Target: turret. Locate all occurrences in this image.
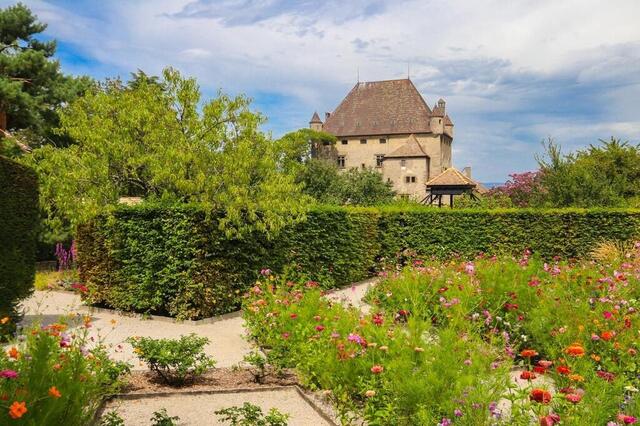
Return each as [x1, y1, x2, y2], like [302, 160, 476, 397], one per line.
[309, 111, 323, 132]
[430, 98, 446, 135]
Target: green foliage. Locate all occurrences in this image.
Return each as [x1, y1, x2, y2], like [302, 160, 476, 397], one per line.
[0, 156, 38, 333]
[215, 402, 289, 426]
[243, 351, 268, 383]
[335, 167, 396, 206]
[100, 411, 125, 426]
[537, 137, 640, 207]
[275, 128, 337, 174]
[0, 318, 130, 425]
[76, 204, 379, 319]
[295, 159, 343, 204]
[0, 3, 92, 152]
[127, 334, 215, 385]
[150, 408, 180, 426]
[77, 204, 640, 319]
[24, 67, 309, 239]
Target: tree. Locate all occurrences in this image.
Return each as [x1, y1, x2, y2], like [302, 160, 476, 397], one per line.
[24, 67, 310, 239]
[537, 137, 640, 207]
[0, 2, 92, 153]
[295, 159, 342, 204]
[274, 128, 337, 175]
[335, 167, 396, 206]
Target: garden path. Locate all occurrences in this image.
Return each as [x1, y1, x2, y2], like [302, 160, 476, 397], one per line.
[20, 291, 251, 370]
[325, 277, 378, 314]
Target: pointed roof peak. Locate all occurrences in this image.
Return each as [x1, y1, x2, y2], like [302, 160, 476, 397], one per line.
[309, 111, 322, 123]
[426, 167, 476, 187]
[386, 134, 429, 158]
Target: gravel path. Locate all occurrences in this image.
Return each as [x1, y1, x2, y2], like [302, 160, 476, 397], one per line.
[20, 291, 251, 369]
[325, 277, 378, 314]
[102, 388, 332, 425]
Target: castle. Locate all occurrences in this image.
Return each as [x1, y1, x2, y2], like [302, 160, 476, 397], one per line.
[309, 78, 457, 199]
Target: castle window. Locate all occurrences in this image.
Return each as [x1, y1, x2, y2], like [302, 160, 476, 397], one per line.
[360, 139, 367, 144]
[401, 159, 406, 167]
[337, 156, 345, 168]
[375, 155, 384, 167]
[405, 176, 416, 183]
[341, 139, 348, 145]
[361, 163, 366, 169]
[379, 138, 387, 144]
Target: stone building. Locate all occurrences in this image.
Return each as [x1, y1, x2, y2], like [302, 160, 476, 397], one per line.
[309, 78, 454, 199]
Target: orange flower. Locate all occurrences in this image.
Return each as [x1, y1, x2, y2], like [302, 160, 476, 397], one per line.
[48, 386, 61, 399]
[591, 354, 601, 362]
[520, 370, 537, 380]
[565, 343, 585, 357]
[52, 363, 62, 371]
[568, 374, 584, 382]
[1, 317, 9, 325]
[556, 365, 571, 375]
[601, 331, 615, 341]
[8, 401, 27, 419]
[520, 349, 539, 358]
[7, 347, 19, 359]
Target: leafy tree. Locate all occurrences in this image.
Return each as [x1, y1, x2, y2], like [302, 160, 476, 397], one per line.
[295, 158, 342, 204]
[537, 137, 640, 207]
[0, 2, 92, 153]
[336, 167, 396, 205]
[274, 128, 337, 175]
[24, 67, 310, 239]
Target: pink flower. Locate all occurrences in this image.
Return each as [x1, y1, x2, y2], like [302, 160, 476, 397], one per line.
[464, 262, 475, 275]
[315, 325, 325, 332]
[0, 370, 18, 379]
[603, 311, 613, 320]
[281, 332, 290, 339]
[618, 414, 638, 424]
[370, 364, 384, 374]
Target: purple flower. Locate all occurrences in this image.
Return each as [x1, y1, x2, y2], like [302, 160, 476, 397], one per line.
[260, 268, 271, 277]
[454, 408, 463, 417]
[60, 333, 71, 348]
[464, 262, 475, 275]
[347, 333, 364, 345]
[0, 369, 18, 379]
[439, 418, 452, 426]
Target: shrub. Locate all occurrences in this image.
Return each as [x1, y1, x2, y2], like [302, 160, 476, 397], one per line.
[77, 204, 640, 319]
[243, 351, 268, 384]
[0, 156, 39, 333]
[150, 408, 180, 426]
[215, 403, 289, 426]
[0, 316, 130, 424]
[127, 334, 215, 385]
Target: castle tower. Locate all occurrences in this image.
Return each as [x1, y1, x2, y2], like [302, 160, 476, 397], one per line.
[430, 98, 446, 135]
[309, 111, 323, 132]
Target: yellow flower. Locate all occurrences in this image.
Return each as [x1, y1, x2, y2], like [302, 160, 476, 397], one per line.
[591, 354, 601, 362]
[569, 374, 584, 382]
[578, 325, 584, 332]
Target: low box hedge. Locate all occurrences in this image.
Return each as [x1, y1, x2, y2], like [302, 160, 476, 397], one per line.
[0, 156, 39, 328]
[76, 205, 640, 319]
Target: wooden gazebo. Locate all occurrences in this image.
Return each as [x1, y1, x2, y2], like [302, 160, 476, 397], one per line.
[421, 167, 479, 207]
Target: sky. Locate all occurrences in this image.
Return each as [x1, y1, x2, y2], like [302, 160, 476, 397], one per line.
[6, 0, 640, 182]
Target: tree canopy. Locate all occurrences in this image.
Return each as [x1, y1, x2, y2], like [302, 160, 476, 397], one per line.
[0, 2, 92, 153]
[25, 68, 310, 239]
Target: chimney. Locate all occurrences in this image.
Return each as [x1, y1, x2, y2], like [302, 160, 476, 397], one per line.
[462, 166, 471, 179]
[325, 112, 331, 121]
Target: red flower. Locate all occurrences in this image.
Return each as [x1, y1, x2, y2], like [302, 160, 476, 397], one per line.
[289, 313, 298, 319]
[539, 414, 560, 426]
[618, 414, 638, 424]
[530, 389, 552, 404]
[533, 366, 547, 374]
[520, 370, 537, 380]
[520, 349, 538, 358]
[556, 366, 571, 375]
[601, 331, 615, 341]
[597, 370, 616, 382]
[315, 325, 325, 332]
[371, 365, 384, 374]
[372, 313, 384, 326]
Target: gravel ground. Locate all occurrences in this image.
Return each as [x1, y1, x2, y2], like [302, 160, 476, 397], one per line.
[19, 291, 251, 369]
[101, 388, 333, 425]
[325, 277, 377, 314]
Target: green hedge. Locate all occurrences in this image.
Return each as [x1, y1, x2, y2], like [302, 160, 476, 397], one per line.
[76, 205, 379, 319]
[77, 205, 640, 320]
[0, 156, 39, 328]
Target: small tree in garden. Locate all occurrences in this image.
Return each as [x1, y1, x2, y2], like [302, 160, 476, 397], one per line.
[127, 334, 215, 385]
[215, 403, 289, 426]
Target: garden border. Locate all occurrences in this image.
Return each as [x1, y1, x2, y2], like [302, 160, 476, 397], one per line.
[94, 385, 338, 425]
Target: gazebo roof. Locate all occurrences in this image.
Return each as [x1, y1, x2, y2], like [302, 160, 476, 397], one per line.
[425, 167, 476, 188]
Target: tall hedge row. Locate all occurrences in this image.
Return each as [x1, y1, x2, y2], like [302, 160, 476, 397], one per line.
[76, 205, 640, 320]
[0, 156, 39, 326]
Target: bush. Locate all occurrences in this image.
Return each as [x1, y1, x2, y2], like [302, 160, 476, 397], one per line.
[0, 156, 39, 333]
[77, 204, 640, 319]
[0, 316, 130, 424]
[215, 403, 289, 426]
[127, 334, 215, 385]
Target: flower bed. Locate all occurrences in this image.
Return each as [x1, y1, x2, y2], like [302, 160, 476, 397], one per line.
[243, 244, 640, 425]
[0, 316, 129, 424]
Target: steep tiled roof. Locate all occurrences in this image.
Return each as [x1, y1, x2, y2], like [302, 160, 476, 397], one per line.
[309, 111, 322, 123]
[322, 79, 432, 137]
[444, 115, 453, 126]
[426, 167, 476, 187]
[385, 134, 429, 158]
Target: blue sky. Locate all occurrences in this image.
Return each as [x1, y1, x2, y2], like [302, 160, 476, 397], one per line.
[7, 0, 640, 181]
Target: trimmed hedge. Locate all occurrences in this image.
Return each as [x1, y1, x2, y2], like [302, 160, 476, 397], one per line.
[0, 156, 39, 327]
[77, 205, 640, 319]
[76, 205, 379, 319]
